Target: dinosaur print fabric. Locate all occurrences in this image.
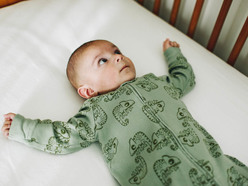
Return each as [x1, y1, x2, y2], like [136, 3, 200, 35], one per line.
[9, 48, 248, 185]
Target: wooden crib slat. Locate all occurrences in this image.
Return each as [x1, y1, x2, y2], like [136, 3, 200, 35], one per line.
[0, 0, 23, 8]
[169, 0, 181, 26]
[137, 0, 144, 5]
[207, 0, 233, 52]
[138, 0, 246, 68]
[153, 0, 161, 15]
[227, 17, 248, 66]
[187, 0, 205, 38]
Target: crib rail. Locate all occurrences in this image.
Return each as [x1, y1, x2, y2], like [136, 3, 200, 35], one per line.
[0, 0, 23, 8]
[137, 0, 247, 66]
[1, 0, 247, 66]
[206, 0, 232, 52]
[227, 17, 248, 66]
[187, 0, 204, 38]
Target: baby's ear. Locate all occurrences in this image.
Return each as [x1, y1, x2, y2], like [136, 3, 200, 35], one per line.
[77, 85, 98, 99]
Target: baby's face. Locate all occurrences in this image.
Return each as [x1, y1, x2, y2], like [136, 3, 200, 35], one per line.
[79, 40, 136, 95]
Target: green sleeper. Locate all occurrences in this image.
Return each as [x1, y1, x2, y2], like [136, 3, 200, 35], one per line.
[9, 47, 248, 185]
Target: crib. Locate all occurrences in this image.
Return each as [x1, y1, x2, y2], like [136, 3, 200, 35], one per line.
[0, 0, 247, 185]
[137, 0, 248, 67]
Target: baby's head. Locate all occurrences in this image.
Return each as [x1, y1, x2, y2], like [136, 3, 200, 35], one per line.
[67, 40, 136, 99]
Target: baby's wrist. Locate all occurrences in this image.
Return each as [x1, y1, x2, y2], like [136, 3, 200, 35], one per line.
[164, 46, 180, 56]
[163, 46, 172, 53]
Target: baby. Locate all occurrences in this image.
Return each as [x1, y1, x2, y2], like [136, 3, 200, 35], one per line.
[2, 39, 248, 186]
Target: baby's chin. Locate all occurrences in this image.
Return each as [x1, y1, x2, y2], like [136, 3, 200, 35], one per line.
[121, 75, 136, 85]
[123, 70, 136, 81]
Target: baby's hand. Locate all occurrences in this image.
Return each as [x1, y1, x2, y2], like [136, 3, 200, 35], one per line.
[1, 113, 16, 138]
[163, 38, 180, 52]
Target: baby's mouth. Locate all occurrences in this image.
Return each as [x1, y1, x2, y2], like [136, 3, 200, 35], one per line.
[120, 65, 128, 72]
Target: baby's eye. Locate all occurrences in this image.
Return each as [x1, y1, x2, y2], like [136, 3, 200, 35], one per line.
[99, 58, 107, 65]
[114, 49, 121, 54]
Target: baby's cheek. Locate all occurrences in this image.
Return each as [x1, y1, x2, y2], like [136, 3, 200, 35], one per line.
[100, 76, 120, 92]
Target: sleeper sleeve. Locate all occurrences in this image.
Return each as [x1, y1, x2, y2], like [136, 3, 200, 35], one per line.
[160, 47, 196, 97]
[8, 106, 97, 155]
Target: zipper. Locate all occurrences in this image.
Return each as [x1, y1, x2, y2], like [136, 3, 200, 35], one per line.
[127, 83, 217, 182]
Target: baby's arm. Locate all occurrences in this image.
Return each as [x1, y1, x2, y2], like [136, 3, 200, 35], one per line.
[1, 113, 16, 138]
[162, 38, 195, 97]
[1, 108, 97, 155]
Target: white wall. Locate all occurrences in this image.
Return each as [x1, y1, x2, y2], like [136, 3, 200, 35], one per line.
[138, 0, 248, 76]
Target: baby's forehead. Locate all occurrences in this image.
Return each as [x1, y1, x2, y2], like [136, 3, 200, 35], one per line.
[90, 40, 117, 50]
[77, 40, 119, 64]
[82, 41, 118, 57]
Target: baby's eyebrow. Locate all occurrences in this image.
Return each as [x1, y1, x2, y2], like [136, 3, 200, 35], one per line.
[92, 44, 119, 64]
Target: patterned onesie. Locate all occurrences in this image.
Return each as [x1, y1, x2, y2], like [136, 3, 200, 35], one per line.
[9, 47, 248, 185]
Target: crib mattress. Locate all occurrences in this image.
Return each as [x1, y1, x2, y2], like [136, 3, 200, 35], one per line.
[0, 0, 247, 185]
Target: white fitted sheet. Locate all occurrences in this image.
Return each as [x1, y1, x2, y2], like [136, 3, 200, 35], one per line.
[0, 0, 248, 185]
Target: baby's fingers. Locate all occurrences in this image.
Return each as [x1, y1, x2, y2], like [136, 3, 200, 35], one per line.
[169, 41, 180, 48]
[2, 120, 11, 129]
[1, 122, 11, 137]
[163, 39, 170, 51]
[3, 129, 10, 137]
[4, 120, 11, 126]
[4, 113, 16, 121]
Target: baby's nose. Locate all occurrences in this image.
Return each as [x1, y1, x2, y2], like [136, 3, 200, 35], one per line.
[115, 55, 123, 63]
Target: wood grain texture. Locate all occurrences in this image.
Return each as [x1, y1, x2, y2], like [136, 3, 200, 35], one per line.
[187, 0, 204, 38]
[228, 17, 248, 66]
[0, 0, 23, 8]
[207, 0, 233, 52]
[169, 0, 181, 26]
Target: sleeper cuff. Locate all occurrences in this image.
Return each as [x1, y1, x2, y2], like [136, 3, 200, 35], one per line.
[9, 114, 36, 143]
[163, 47, 182, 65]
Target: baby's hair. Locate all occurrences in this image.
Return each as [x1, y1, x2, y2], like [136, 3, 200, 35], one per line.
[66, 40, 99, 89]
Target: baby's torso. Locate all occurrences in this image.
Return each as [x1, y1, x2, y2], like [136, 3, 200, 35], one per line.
[83, 73, 247, 186]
